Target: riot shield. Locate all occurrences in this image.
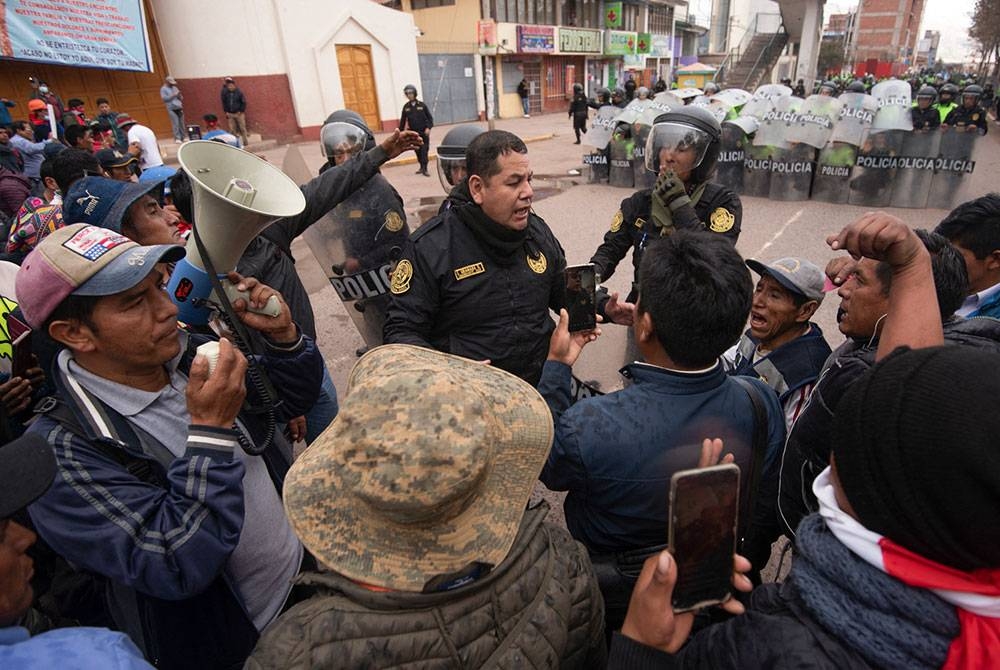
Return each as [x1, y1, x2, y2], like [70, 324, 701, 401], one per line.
[753, 96, 801, 149]
[674, 87, 704, 100]
[570, 320, 640, 399]
[752, 83, 793, 100]
[769, 143, 815, 201]
[612, 98, 650, 126]
[690, 96, 731, 122]
[584, 105, 619, 150]
[928, 128, 981, 209]
[632, 123, 656, 190]
[717, 122, 749, 194]
[301, 174, 410, 347]
[848, 129, 906, 207]
[742, 143, 774, 198]
[830, 93, 877, 146]
[871, 80, 913, 132]
[608, 130, 635, 188]
[889, 130, 939, 209]
[639, 94, 680, 126]
[786, 94, 843, 149]
[585, 149, 609, 183]
[812, 142, 858, 204]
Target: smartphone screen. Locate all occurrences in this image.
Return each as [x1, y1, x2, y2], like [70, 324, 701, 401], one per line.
[6, 314, 33, 379]
[668, 463, 740, 612]
[565, 263, 597, 332]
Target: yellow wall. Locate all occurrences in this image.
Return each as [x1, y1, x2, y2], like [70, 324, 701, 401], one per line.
[403, 0, 482, 54]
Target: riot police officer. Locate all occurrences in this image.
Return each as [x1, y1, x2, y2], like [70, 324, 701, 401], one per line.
[436, 123, 485, 212]
[611, 87, 627, 108]
[934, 83, 960, 124]
[588, 87, 611, 110]
[845, 80, 866, 94]
[569, 82, 590, 144]
[818, 81, 838, 97]
[944, 85, 989, 135]
[399, 84, 434, 175]
[590, 106, 742, 323]
[911, 85, 941, 131]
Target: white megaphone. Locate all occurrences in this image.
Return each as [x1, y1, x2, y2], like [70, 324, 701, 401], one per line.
[167, 141, 306, 325]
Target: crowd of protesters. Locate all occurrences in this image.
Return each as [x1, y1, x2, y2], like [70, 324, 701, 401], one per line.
[0, 74, 997, 670]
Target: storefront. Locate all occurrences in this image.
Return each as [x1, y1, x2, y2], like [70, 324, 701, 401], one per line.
[602, 30, 638, 91]
[556, 27, 602, 101]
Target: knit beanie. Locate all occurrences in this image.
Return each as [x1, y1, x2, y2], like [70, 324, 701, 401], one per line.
[832, 345, 1000, 572]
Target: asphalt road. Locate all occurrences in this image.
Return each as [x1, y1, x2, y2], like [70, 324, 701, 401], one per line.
[262, 113, 1000, 572]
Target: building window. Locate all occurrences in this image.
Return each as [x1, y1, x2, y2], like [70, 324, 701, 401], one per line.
[649, 5, 673, 34]
[411, 0, 455, 8]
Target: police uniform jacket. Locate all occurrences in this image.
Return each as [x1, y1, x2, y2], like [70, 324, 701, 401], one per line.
[569, 93, 590, 117]
[591, 183, 742, 287]
[383, 205, 566, 385]
[399, 100, 434, 134]
[911, 105, 940, 130]
[944, 105, 988, 134]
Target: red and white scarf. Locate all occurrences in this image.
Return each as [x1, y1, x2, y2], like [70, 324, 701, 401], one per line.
[814, 467, 1000, 669]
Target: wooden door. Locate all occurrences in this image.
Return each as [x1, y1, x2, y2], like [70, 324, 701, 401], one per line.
[336, 45, 380, 131]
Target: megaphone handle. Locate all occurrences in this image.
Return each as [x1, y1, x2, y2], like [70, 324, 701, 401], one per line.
[221, 281, 282, 318]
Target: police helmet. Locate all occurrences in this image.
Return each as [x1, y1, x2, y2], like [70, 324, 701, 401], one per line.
[320, 109, 375, 163]
[940, 83, 959, 99]
[846, 80, 866, 93]
[703, 81, 719, 95]
[645, 106, 721, 184]
[573, 83, 584, 94]
[637, 86, 650, 99]
[962, 84, 983, 102]
[403, 84, 418, 96]
[597, 87, 611, 103]
[819, 80, 838, 95]
[612, 87, 625, 100]
[436, 124, 486, 192]
[916, 85, 937, 102]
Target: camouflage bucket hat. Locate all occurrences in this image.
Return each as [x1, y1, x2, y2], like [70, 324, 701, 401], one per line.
[283, 344, 554, 591]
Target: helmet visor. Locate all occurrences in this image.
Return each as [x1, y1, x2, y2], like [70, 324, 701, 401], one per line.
[437, 156, 468, 192]
[644, 122, 711, 174]
[320, 122, 368, 163]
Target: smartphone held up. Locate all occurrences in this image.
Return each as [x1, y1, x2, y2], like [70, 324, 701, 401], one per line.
[564, 263, 597, 332]
[668, 463, 740, 612]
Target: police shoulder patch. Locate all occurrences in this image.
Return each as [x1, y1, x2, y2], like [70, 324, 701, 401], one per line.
[610, 210, 624, 232]
[709, 208, 735, 233]
[390, 259, 413, 294]
[384, 210, 404, 232]
[527, 252, 547, 274]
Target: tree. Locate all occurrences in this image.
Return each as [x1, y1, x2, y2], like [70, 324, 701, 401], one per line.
[969, 0, 1000, 78]
[817, 37, 847, 76]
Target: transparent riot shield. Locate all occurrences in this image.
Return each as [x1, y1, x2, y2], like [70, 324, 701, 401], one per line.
[585, 149, 609, 183]
[717, 122, 749, 194]
[690, 96, 732, 122]
[889, 130, 940, 209]
[585, 105, 619, 150]
[812, 142, 858, 204]
[613, 98, 650, 126]
[871, 80, 914, 132]
[640, 94, 680, 127]
[753, 96, 802, 149]
[928, 128, 981, 209]
[769, 143, 815, 201]
[848, 129, 906, 207]
[830, 93, 877, 146]
[742, 143, 774, 198]
[632, 122, 655, 190]
[608, 129, 635, 188]
[301, 174, 410, 347]
[570, 320, 640, 399]
[712, 88, 753, 109]
[786, 94, 843, 149]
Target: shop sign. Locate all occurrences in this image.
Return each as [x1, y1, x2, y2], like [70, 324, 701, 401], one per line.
[517, 24, 555, 53]
[604, 30, 637, 56]
[558, 27, 602, 54]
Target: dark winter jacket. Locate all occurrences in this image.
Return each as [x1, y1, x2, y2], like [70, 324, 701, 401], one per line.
[245, 503, 607, 670]
[221, 87, 247, 114]
[0, 168, 30, 218]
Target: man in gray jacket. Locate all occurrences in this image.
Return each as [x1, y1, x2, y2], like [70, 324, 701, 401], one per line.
[160, 76, 185, 142]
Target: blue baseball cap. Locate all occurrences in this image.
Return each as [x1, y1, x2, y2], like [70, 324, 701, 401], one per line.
[63, 176, 166, 234]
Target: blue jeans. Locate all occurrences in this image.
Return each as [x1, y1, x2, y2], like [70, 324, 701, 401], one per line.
[521, 97, 530, 115]
[305, 366, 339, 444]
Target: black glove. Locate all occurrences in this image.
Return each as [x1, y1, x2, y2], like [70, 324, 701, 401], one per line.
[653, 170, 691, 212]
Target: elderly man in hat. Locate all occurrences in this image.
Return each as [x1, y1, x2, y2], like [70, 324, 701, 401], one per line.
[246, 344, 607, 669]
[18, 223, 322, 669]
[729, 257, 832, 431]
[611, 216, 1000, 669]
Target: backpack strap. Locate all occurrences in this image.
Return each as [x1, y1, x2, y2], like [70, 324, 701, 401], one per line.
[730, 376, 769, 552]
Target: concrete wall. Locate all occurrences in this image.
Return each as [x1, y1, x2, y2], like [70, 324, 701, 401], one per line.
[150, 0, 421, 139]
[404, 0, 481, 54]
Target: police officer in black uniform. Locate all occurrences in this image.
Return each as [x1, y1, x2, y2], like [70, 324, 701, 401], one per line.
[436, 123, 485, 213]
[945, 85, 989, 135]
[383, 130, 566, 385]
[611, 87, 627, 108]
[911, 85, 941, 131]
[569, 83, 589, 144]
[591, 106, 741, 324]
[399, 84, 434, 175]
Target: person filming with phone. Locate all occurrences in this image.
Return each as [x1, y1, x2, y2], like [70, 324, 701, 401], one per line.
[538, 230, 786, 636]
[611, 216, 1000, 670]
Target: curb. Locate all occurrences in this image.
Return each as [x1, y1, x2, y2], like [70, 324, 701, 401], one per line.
[384, 133, 556, 167]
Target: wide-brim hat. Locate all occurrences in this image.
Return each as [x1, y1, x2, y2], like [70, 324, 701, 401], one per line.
[283, 344, 554, 591]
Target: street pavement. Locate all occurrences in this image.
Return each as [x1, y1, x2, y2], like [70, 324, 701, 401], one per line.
[260, 112, 1000, 575]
